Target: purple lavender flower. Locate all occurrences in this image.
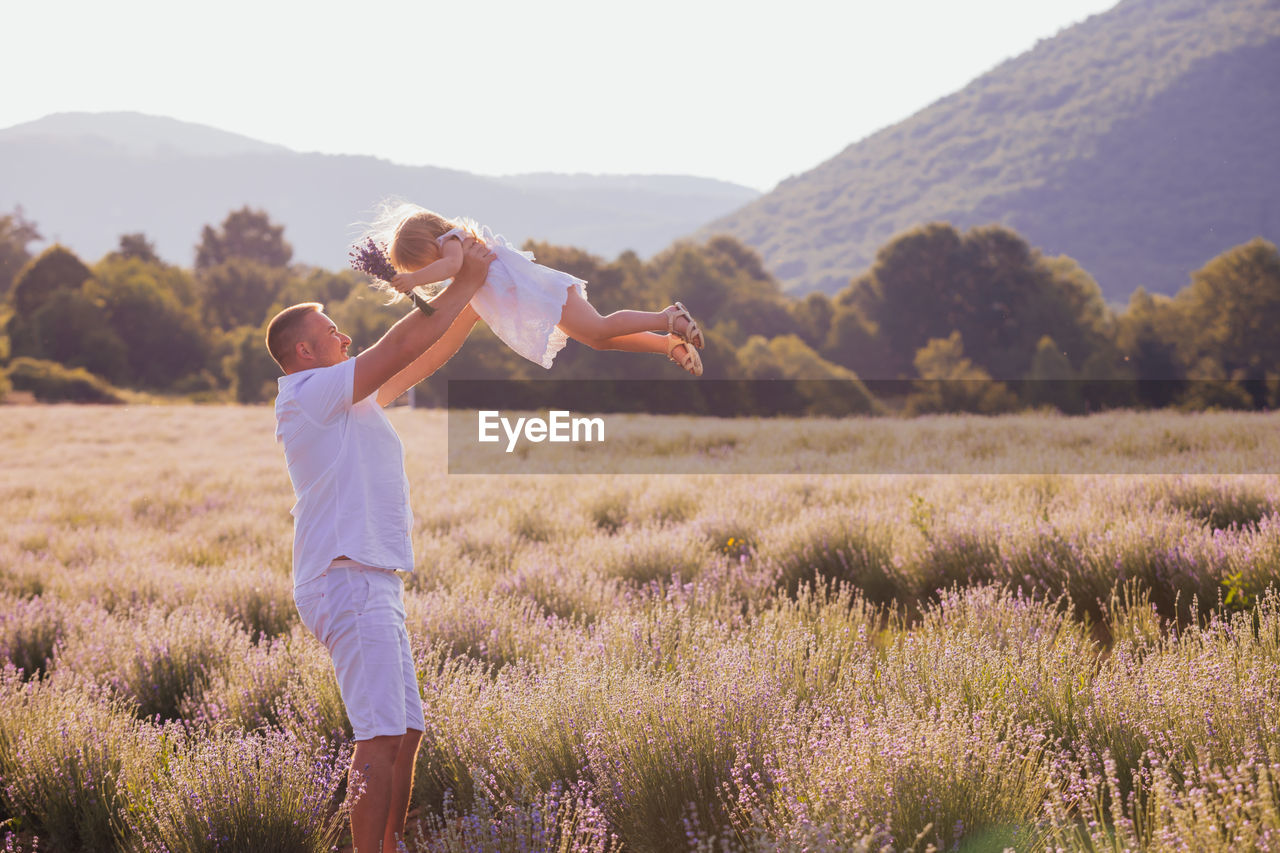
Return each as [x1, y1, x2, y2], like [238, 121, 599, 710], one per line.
[348, 238, 397, 283]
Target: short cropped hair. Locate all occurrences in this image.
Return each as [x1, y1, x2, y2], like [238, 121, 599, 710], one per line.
[265, 302, 323, 371]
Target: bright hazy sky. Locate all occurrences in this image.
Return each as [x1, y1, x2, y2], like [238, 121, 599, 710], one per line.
[4, 0, 1119, 191]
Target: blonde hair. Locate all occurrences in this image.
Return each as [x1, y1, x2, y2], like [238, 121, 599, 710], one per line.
[389, 209, 452, 272]
[364, 200, 480, 275]
[357, 200, 482, 303]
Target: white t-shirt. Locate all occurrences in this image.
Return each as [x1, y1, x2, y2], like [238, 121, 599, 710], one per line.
[274, 359, 413, 588]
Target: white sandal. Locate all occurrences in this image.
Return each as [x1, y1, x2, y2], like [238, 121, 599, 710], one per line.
[668, 302, 705, 349]
[667, 335, 703, 377]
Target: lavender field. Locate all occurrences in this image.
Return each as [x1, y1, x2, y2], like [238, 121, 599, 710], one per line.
[2, 406, 1279, 852]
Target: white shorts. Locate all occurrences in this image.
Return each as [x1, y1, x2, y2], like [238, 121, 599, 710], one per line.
[293, 559, 425, 741]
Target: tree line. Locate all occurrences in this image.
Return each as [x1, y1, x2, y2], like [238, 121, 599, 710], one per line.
[1, 205, 1277, 413]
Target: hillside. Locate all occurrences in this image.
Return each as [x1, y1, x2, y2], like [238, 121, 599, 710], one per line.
[0, 113, 759, 268]
[700, 0, 1280, 299]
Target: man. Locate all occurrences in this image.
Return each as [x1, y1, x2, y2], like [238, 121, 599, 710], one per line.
[266, 238, 492, 851]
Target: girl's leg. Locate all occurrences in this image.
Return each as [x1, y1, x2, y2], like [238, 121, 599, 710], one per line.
[557, 289, 696, 350]
[580, 330, 668, 355]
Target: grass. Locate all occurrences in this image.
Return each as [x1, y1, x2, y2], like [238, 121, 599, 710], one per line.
[1, 405, 1278, 851]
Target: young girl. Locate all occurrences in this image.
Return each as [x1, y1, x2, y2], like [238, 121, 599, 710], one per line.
[369, 203, 705, 376]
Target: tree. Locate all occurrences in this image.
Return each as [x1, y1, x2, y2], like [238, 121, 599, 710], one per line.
[1023, 335, 1083, 413]
[699, 236, 781, 296]
[276, 269, 364, 312]
[1114, 286, 1184, 407]
[22, 290, 129, 382]
[717, 295, 800, 345]
[198, 258, 292, 331]
[1035, 255, 1113, 368]
[791, 291, 834, 351]
[737, 335, 787, 379]
[840, 223, 1113, 380]
[648, 237, 780, 328]
[1173, 238, 1280, 400]
[736, 334, 876, 415]
[6, 245, 95, 361]
[0, 207, 42, 298]
[853, 223, 965, 378]
[195, 207, 292, 270]
[8, 244, 93, 318]
[88, 257, 211, 388]
[906, 331, 1018, 414]
[1176, 356, 1255, 411]
[222, 324, 281, 403]
[823, 304, 888, 377]
[520, 241, 610, 287]
[326, 289, 402, 357]
[109, 233, 161, 264]
[518, 243, 653, 318]
[652, 246, 734, 323]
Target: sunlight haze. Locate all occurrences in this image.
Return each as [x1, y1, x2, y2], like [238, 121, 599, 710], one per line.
[4, 0, 1120, 190]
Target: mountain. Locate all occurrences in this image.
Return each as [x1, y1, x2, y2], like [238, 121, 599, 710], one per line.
[0, 112, 759, 269]
[699, 0, 1280, 300]
[0, 112, 291, 158]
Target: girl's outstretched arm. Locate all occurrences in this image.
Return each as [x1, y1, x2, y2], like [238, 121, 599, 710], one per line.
[391, 238, 465, 292]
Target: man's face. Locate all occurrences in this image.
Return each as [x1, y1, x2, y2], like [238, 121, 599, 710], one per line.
[298, 311, 351, 369]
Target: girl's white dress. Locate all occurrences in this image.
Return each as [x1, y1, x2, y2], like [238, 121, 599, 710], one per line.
[439, 224, 586, 369]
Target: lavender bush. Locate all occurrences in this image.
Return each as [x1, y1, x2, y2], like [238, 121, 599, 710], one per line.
[0, 595, 69, 679]
[52, 605, 251, 721]
[0, 669, 169, 850]
[408, 782, 620, 853]
[2, 406, 1280, 850]
[123, 727, 350, 853]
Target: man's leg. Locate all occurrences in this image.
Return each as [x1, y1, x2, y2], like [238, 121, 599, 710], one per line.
[383, 728, 423, 851]
[350, 733, 403, 852]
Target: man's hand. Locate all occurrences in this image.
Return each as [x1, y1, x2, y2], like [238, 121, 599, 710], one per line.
[453, 237, 495, 286]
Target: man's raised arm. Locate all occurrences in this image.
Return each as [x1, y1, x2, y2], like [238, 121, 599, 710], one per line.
[351, 238, 493, 405]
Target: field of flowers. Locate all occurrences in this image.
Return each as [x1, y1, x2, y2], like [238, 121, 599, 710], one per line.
[1, 405, 1279, 852]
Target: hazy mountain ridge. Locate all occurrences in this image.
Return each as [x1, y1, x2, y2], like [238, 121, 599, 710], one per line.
[0, 113, 759, 268]
[0, 111, 291, 157]
[699, 0, 1280, 299]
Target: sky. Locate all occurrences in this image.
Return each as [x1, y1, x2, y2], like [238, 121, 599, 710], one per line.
[3, 0, 1119, 192]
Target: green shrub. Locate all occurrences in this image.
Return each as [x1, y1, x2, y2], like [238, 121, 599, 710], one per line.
[5, 357, 125, 403]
